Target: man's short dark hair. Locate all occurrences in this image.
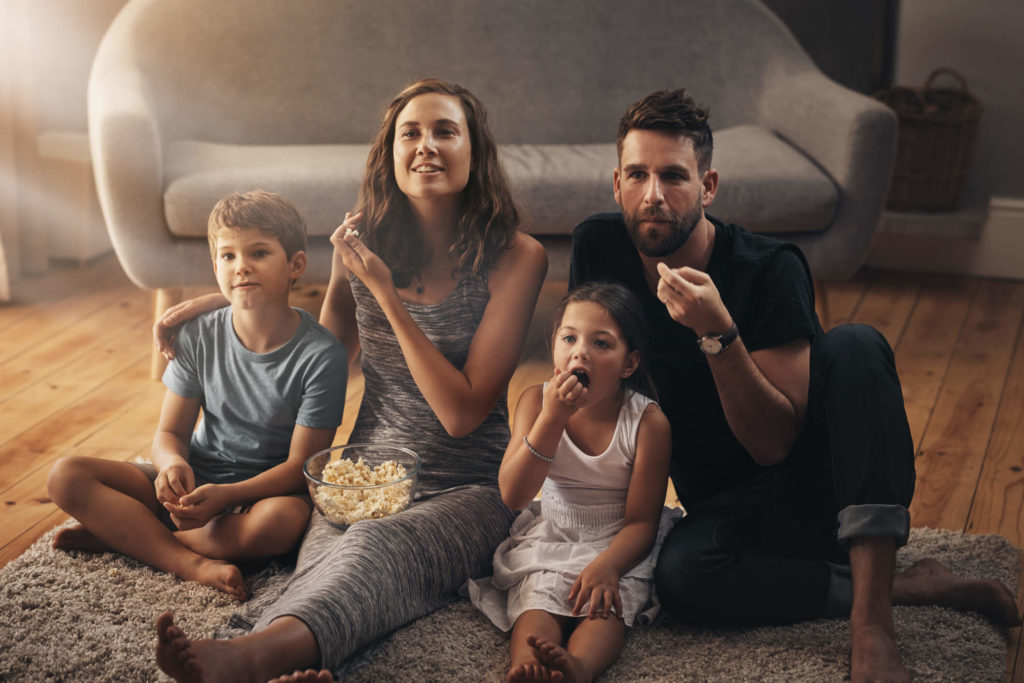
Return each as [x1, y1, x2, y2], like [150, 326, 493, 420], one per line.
[616, 89, 713, 174]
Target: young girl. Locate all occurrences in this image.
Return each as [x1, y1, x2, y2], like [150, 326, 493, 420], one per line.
[468, 281, 679, 683]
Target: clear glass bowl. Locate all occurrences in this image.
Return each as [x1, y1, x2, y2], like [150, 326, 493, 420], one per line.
[304, 444, 421, 529]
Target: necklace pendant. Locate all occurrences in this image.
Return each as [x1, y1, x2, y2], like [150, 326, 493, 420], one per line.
[416, 283, 425, 295]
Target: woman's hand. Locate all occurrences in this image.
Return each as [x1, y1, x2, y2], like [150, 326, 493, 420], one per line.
[541, 368, 587, 420]
[153, 293, 230, 361]
[329, 211, 395, 301]
[569, 556, 623, 620]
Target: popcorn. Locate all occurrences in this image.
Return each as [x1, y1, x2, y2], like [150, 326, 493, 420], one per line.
[344, 228, 360, 238]
[314, 456, 411, 526]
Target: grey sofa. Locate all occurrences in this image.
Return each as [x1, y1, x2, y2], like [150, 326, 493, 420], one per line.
[90, 0, 896, 304]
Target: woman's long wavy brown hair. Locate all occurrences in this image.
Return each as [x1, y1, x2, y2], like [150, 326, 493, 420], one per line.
[357, 79, 519, 287]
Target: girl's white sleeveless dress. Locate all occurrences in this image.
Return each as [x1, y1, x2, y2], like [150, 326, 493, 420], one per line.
[467, 388, 682, 629]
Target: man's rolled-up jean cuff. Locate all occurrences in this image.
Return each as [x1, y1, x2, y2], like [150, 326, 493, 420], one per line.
[836, 504, 911, 549]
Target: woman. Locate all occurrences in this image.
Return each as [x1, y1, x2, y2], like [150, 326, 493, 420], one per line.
[155, 78, 547, 682]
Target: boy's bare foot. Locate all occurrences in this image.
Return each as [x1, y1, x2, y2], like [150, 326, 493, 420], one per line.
[527, 634, 588, 683]
[191, 558, 248, 601]
[156, 611, 262, 683]
[849, 623, 909, 683]
[893, 558, 1020, 626]
[53, 524, 112, 553]
[268, 670, 334, 683]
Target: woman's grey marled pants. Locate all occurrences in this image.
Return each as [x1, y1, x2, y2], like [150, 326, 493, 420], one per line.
[252, 485, 514, 672]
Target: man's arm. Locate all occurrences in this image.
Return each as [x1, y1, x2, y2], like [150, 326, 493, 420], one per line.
[657, 262, 809, 466]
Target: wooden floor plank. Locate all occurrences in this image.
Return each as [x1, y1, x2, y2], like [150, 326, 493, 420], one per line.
[0, 291, 151, 403]
[820, 270, 874, 329]
[965, 314, 1024, 542]
[0, 446, 139, 553]
[0, 357, 155, 494]
[909, 281, 1024, 531]
[848, 270, 921, 349]
[892, 275, 976, 450]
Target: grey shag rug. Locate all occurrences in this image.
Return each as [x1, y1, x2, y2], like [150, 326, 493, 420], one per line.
[0, 525, 1017, 682]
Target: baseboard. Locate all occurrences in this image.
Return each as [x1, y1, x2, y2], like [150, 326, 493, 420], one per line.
[866, 196, 1024, 280]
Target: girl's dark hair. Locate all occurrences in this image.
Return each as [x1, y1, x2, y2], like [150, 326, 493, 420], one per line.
[551, 281, 658, 400]
[357, 78, 519, 287]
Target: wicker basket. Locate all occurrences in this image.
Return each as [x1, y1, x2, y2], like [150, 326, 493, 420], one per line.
[875, 68, 982, 211]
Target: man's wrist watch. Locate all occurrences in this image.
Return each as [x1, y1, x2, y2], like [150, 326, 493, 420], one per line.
[697, 322, 739, 356]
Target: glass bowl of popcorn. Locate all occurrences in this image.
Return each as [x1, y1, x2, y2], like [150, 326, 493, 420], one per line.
[304, 444, 421, 529]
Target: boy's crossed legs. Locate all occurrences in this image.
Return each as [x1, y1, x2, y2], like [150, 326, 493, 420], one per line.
[508, 609, 625, 683]
[47, 456, 310, 599]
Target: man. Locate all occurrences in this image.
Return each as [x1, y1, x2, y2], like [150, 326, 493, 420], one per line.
[569, 89, 1018, 682]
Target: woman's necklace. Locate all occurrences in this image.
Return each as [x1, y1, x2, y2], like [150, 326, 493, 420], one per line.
[413, 256, 451, 295]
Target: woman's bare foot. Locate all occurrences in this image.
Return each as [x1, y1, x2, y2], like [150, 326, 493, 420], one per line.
[849, 623, 909, 683]
[527, 635, 589, 683]
[53, 524, 112, 552]
[506, 660, 563, 682]
[156, 611, 264, 683]
[268, 670, 334, 683]
[893, 558, 1020, 626]
[190, 558, 248, 601]
[156, 611, 201, 683]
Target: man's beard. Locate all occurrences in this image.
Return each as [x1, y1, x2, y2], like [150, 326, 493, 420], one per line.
[624, 201, 703, 258]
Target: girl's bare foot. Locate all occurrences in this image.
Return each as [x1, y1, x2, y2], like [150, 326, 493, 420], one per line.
[527, 634, 588, 683]
[506, 661, 563, 682]
[190, 558, 248, 601]
[849, 623, 909, 683]
[156, 611, 263, 682]
[268, 670, 334, 683]
[53, 524, 112, 553]
[893, 558, 1020, 626]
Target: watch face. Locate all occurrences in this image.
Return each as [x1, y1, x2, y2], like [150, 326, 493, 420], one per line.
[699, 337, 724, 355]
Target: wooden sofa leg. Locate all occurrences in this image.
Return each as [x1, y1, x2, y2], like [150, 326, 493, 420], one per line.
[151, 287, 183, 380]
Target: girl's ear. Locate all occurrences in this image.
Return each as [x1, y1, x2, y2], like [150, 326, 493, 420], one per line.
[622, 350, 640, 378]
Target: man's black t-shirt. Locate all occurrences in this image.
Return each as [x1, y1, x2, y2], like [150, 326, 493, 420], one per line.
[569, 213, 820, 508]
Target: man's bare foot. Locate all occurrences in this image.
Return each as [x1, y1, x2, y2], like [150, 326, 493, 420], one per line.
[268, 670, 334, 683]
[156, 611, 262, 683]
[190, 558, 248, 601]
[527, 634, 589, 683]
[506, 660, 563, 682]
[850, 623, 910, 683]
[53, 524, 112, 553]
[893, 558, 1020, 626]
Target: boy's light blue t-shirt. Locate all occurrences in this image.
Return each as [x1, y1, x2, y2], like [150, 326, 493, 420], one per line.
[162, 307, 347, 484]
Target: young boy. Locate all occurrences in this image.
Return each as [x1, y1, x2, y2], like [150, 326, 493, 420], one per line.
[46, 190, 347, 600]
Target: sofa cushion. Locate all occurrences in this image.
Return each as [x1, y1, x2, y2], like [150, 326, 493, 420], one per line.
[163, 125, 836, 240]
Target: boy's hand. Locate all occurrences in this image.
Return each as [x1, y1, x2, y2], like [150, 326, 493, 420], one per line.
[330, 212, 395, 300]
[154, 461, 195, 506]
[542, 368, 587, 420]
[568, 556, 622, 620]
[164, 483, 228, 529]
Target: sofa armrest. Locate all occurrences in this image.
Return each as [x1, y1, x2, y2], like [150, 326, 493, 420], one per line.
[756, 69, 897, 279]
[88, 20, 175, 290]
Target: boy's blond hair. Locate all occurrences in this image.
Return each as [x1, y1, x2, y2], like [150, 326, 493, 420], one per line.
[207, 190, 307, 260]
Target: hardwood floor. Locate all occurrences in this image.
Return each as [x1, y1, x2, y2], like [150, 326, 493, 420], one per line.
[2, 255, 1024, 678]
